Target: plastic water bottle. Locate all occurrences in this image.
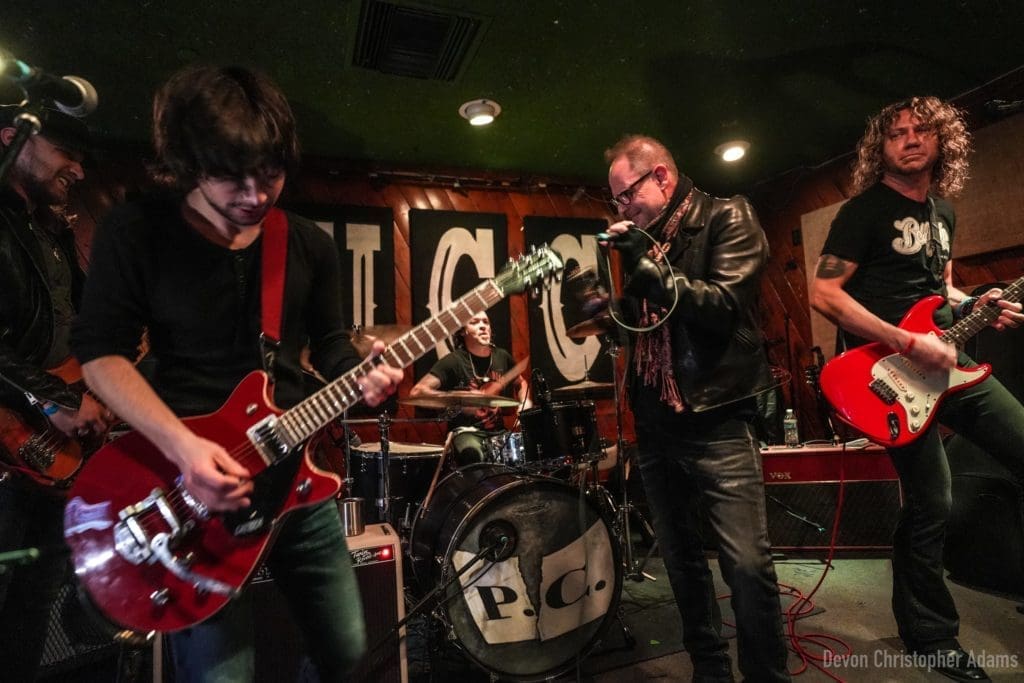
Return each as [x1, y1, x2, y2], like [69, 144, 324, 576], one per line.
[783, 409, 800, 448]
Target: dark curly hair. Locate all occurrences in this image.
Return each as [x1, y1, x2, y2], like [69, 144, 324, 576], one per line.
[151, 65, 300, 189]
[851, 96, 970, 198]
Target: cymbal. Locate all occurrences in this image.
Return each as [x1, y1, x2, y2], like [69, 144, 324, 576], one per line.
[349, 324, 413, 356]
[401, 391, 520, 410]
[565, 313, 612, 339]
[551, 379, 614, 399]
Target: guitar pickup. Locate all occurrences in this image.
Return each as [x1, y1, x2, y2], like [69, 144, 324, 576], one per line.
[246, 415, 289, 465]
[869, 378, 898, 405]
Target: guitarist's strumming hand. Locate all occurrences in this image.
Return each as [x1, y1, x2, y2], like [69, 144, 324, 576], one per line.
[900, 331, 956, 373]
[165, 431, 255, 512]
[48, 394, 114, 439]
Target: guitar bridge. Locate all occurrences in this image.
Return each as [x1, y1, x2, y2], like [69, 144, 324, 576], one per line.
[113, 487, 236, 597]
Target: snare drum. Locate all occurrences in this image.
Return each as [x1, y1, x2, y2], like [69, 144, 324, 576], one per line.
[350, 441, 443, 530]
[410, 464, 621, 680]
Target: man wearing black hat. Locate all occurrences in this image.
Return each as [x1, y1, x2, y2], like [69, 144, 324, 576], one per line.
[0, 105, 111, 679]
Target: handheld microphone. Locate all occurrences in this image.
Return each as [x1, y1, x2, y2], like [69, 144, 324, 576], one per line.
[1, 51, 98, 117]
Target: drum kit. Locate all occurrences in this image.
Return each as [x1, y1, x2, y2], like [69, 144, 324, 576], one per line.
[316, 316, 652, 681]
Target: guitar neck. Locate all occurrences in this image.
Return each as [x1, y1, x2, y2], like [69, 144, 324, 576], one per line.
[942, 275, 1024, 348]
[275, 280, 505, 447]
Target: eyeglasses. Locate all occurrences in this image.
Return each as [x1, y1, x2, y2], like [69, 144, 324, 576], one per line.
[610, 170, 653, 208]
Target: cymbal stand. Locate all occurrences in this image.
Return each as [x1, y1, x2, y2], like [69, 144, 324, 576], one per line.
[377, 411, 392, 524]
[604, 335, 656, 582]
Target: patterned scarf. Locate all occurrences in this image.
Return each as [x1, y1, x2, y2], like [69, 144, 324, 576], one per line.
[633, 188, 693, 413]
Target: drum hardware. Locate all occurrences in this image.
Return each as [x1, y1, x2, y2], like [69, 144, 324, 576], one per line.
[400, 392, 520, 410]
[550, 378, 615, 401]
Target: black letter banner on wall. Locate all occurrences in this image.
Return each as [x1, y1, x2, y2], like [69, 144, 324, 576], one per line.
[522, 216, 613, 390]
[288, 204, 396, 329]
[409, 209, 509, 382]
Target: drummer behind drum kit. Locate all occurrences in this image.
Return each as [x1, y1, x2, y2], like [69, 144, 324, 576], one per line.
[327, 303, 653, 681]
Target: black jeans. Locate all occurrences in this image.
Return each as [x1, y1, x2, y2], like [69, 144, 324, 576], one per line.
[635, 409, 790, 682]
[169, 501, 365, 682]
[887, 373, 1024, 652]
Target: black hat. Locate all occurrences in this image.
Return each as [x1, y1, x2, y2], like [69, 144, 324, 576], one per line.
[0, 105, 91, 154]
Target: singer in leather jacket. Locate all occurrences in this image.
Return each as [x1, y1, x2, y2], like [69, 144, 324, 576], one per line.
[0, 186, 86, 410]
[604, 134, 789, 682]
[618, 184, 774, 412]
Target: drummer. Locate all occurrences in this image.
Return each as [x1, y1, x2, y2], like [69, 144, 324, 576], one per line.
[409, 312, 531, 465]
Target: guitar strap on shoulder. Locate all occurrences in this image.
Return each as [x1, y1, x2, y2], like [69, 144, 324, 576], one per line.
[260, 207, 288, 385]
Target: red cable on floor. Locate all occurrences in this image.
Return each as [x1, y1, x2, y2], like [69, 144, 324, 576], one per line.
[717, 442, 860, 681]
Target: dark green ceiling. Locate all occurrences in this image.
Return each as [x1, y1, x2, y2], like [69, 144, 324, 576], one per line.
[3, 0, 1023, 195]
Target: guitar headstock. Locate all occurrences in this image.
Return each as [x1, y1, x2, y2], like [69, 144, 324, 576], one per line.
[494, 245, 564, 296]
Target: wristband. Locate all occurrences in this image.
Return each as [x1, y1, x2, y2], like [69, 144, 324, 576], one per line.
[955, 296, 979, 320]
[41, 402, 60, 416]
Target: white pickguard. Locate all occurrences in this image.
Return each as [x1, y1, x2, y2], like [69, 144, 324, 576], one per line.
[870, 354, 984, 434]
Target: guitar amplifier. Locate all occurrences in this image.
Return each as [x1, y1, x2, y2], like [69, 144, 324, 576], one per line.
[155, 522, 407, 682]
[760, 445, 902, 552]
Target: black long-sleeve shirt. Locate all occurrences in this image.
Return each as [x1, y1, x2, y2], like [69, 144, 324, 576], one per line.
[73, 196, 360, 416]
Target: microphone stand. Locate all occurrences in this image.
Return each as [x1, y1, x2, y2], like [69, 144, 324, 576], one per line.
[605, 334, 656, 582]
[0, 107, 42, 186]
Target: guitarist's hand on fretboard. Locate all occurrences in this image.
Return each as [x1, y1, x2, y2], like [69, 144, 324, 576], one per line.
[356, 340, 405, 407]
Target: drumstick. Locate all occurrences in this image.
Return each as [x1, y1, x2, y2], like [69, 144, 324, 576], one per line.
[480, 357, 529, 396]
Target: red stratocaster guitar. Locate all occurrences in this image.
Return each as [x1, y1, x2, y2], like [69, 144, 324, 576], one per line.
[63, 246, 562, 634]
[820, 275, 1023, 447]
[0, 357, 103, 489]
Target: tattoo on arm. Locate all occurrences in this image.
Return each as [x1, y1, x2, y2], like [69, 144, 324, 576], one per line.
[816, 255, 848, 279]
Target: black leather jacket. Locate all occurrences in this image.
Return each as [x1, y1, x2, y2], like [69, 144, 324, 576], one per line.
[0, 187, 85, 411]
[624, 182, 773, 413]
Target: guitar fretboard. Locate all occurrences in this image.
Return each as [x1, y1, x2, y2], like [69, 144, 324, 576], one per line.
[275, 281, 504, 447]
[942, 275, 1024, 348]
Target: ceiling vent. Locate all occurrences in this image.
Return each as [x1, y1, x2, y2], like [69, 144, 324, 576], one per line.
[353, 0, 486, 81]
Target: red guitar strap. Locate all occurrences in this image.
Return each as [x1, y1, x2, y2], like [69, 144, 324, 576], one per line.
[260, 207, 288, 383]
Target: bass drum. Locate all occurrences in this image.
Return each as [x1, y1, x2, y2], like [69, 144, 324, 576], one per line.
[410, 464, 621, 681]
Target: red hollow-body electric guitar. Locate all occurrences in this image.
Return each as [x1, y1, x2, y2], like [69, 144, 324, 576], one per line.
[820, 275, 1023, 447]
[63, 247, 562, 634]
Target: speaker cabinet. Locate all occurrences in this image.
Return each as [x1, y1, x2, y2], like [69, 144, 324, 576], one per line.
[944, 435, 1024, 597]
[39, 578, 119, 676]
[760, 446, 902, 551]
[157, 522, 407, 682]
[765, 480, 902, 551]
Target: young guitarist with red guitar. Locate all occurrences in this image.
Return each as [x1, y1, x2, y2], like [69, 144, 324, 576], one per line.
[0, 105, 113, 680]
[810, 96, 1024, 683]
[71, 66, 403, 682]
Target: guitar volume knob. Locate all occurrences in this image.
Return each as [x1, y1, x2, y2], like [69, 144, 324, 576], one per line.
[296, 478, 312, 497]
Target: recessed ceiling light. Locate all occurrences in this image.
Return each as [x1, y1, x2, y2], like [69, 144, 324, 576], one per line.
[459, 99, 501, 126]
[715, 140, 750, 162]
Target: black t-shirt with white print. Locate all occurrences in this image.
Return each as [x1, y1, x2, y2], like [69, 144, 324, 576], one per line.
[821, 182, 956, 351]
